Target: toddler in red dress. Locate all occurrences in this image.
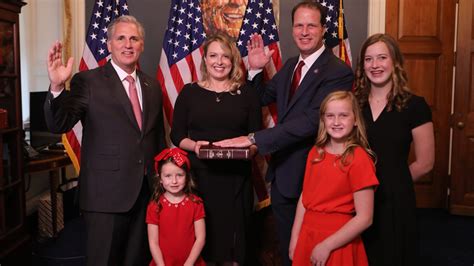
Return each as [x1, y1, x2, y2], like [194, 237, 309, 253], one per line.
[289, 91, 379, 266]
[146, 148, 206, 266]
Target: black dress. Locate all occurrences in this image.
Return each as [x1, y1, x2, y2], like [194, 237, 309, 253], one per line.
[362, 95, 432, 266]
[170, 82, 262, 263]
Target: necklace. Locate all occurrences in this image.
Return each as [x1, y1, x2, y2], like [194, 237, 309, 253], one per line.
[214, 89, 241, 102]
[215, 91, 226, 102]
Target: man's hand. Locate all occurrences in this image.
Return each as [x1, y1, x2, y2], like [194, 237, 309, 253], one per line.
[213, 136, 252, 148]
[247, 33, 275, 70]
[47, 40, 74, 92]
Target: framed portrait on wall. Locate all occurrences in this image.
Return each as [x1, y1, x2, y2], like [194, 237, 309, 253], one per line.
[200, 0, 280, 41]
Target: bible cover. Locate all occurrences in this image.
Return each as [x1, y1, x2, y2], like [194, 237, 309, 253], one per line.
[198, 145, 251, 160]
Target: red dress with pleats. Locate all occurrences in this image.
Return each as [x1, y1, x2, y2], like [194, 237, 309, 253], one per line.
[292, 147, 378, 266]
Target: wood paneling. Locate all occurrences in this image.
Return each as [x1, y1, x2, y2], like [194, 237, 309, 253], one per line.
[450, 0, 474, 216]
[386, 0, 455, 207]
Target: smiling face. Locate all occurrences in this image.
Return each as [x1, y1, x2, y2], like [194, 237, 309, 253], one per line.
[201, 0, 247, 40]
[323, 98, 356, 144]
[107, 22, 144, 74]
[363, 41, 394, 89]
[292, 7, 325, 59]
[159, 162, 187, 198]
[204, 41, 233, 82]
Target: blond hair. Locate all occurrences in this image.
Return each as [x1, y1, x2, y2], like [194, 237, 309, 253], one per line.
[314, 91, 376, 166]
[200, 34, 244, 91]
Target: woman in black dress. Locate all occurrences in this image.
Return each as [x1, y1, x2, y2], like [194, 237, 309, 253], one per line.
[354, 33, 435, 266]
[170, 34, 261, 265]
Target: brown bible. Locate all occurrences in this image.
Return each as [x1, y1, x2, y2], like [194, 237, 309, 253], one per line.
[198, 145, 251, 160]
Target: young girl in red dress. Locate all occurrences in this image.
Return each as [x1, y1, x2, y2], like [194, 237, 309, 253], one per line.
[146, 148, 206, 266]
[289, 91, 379, 266]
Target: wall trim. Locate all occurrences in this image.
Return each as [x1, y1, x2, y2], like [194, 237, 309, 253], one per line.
[368, 0, 386, 35]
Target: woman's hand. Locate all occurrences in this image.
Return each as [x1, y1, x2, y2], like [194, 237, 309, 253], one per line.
[194, 140, 210, 155]
[310, 241, 331, 266]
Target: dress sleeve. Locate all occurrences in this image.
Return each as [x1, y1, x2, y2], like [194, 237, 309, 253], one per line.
[145, 201, 160, 225]
[348, 148, 379, 192]
[242, 84, 263, 133]
[170, 84, 191, 146]
[193, 198, 206, 221]
[408, 95, 432, 130]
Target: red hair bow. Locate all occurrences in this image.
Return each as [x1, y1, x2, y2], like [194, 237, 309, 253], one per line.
[154, 148, 191, 173]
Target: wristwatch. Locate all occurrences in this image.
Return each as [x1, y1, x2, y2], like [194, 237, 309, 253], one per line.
[247, 133, 256, 145]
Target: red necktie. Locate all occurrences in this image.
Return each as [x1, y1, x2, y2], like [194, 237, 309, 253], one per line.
[125, 75, 142, 130]
[288, 60, 305, 102]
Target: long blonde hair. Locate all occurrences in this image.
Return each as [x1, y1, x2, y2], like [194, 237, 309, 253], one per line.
[314, 91, 376, 166]
[200, 34, 244, 91]
[354, 33, 412, 112]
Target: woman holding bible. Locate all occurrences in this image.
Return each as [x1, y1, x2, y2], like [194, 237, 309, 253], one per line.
[170, 34, 262, 265]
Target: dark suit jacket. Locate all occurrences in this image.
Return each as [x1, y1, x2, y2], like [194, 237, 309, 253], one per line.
[252, 48, 354, 198]
[44, 61, 166, 213]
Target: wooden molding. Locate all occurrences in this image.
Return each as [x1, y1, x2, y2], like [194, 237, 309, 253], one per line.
[368, 0, 386, 35]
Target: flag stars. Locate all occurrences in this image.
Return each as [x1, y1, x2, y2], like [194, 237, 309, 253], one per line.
[179, 7, 186, 14]
[266, 8, 272, 14]
[259, 2, 264, 8]
[114, 9, 119, 15]
[240, 29, 246, 35]
[191, 38, 197, 45]
[177, 18, 183, 25]
[244, 18, 249, 24]
[92, 22, 99, 29]
[332, 31, 337, 38]
[252, 22, 258, 29]
[256, 12, 262, 18]
[106, 5, 112, 11]
[94, 11, 101, 18]
[97, 0, 103, 7]
[326, 15, 331, 22]
[101, 37, 107, 44]
[122, 3, 128, 11]
[184, 33, 190, 40]
[269, 33, 275, 40]
[247, 8, 253, 14]
[105, 16, 111, 22]
[182, 45, 189, 51]
[188, 12, 193, 18]
[98, 48, 105, 54]
[102, 27, 107, 33]
[321, 1, 327, 6]
[263, 18, 269, 24]
[333, 21, 338, 27]
[328, 4, 334, 11]
[90, 33, 97, 40]
[174, 40, 180, 47]
[172, 52, 178, 59]
[237, 40, 243, 46]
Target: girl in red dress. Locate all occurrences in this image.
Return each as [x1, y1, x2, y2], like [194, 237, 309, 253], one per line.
[146, 148, 206, 266]
[289, 91, 379, 266]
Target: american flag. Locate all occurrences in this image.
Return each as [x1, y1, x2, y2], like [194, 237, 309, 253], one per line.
[318, 0, 352, 66]
[157, 0, 282, 209]
[62, 0, 130, 174]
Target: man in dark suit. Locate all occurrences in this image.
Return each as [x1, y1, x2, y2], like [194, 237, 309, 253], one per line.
[214, 2, 354, 265]
[44, 15, 166, 265]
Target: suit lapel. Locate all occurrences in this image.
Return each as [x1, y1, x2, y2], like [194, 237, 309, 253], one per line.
[282, 49, 331, 119]
[104, 62, 142, 133]
[137, 71, 151, 135]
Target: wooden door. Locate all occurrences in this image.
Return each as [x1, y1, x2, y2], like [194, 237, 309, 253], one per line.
[450, 0, 474, 216]
[385, 0, 456, 207]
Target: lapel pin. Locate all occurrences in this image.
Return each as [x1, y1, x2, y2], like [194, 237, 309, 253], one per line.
[314, 68, 320, 74]
[144, 81, 149, 87]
